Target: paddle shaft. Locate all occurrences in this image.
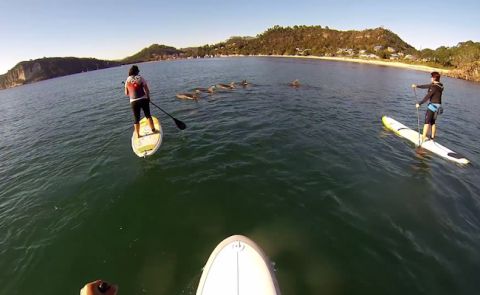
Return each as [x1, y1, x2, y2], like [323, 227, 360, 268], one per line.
[413, 88, 421, 146]
[149, 100, 173, 118]
[149, 101, 186, 129]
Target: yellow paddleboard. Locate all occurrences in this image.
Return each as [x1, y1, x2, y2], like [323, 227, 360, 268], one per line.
[131, 117, 163, 157]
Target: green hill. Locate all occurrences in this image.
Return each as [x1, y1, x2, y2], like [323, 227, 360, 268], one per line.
[424, 41, 480, 81]
[183, 26, 416, 57]
[122, 44, 184, 63]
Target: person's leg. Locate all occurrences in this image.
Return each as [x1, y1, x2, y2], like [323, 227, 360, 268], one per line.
[131, 101, 142, 138]
[430, 112, 437, 139]
[148, 118, 156, 132]
[422, 124, 430, 141]
[134, 123, 140, 137]
[141, 99, 157, 132]
[423, 110, 435, 141]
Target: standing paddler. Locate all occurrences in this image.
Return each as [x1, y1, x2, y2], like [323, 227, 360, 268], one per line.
[412, 71, 444, 141]
[125, 65, 158, 138]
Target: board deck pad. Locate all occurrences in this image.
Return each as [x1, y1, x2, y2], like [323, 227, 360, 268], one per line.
[382, 116, 469, 165]
[131, 116, 163, 157]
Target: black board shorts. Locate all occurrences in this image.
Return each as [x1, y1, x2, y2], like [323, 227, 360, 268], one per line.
[131, 98, 151, 124]
[424, 109, 436, 125]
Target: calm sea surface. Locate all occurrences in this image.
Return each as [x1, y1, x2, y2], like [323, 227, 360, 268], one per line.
[0, 57, 479, 295]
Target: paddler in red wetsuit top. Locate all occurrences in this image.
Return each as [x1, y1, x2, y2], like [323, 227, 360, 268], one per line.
[125, 65, 158, 138]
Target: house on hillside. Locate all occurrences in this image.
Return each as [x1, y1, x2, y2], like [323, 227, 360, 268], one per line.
[373, 45, 384, 52]
[390, 54, 399, 60]
[404, 54, 417, 61]
[387, 47, 396, 53]
[296, 48, 311, 56]
[336, 48, 355, 56]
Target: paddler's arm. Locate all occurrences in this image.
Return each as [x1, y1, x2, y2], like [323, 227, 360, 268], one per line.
[418, 87, 437, 106]
[144, 83, 150, 100]
[124, 83, 129, 96]
[141, 77, 150, 100]
[415, 84, 431, 89]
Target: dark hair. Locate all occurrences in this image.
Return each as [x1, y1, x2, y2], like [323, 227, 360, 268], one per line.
[431, 71, 441, 82]
[129, 65, 139, 76]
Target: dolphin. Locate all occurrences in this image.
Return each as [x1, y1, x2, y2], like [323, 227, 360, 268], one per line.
[216, 82, 236, 89]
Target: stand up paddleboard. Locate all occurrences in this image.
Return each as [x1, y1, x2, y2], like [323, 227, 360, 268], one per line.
[197, 235, 281, 295]
[131, 116, 163, 157]
[382, 116, 469, 165]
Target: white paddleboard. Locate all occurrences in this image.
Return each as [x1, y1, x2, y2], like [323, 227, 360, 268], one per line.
[382, 116, 469, 165]
[196, 235, 281, 295]
[131, 116, 163, 157]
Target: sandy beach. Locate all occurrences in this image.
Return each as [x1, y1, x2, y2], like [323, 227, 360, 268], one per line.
[256, 54, 450, 74]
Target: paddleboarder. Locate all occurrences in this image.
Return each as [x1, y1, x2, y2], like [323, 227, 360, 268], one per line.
[412, 71, 444, 141]
[125, 65, 158, 138]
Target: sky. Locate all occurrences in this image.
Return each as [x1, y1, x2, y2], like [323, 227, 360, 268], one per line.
[0, 0, 479, 74]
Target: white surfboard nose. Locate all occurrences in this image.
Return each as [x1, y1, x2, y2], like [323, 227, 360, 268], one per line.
[197, 235, 281, 295]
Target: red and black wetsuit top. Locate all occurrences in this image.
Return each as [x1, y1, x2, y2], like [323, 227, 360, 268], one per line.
[126, 75, 146, 101]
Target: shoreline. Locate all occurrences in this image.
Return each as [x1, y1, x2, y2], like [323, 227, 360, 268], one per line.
[255, 54, 450, 74]
[0, 54, 470, 91]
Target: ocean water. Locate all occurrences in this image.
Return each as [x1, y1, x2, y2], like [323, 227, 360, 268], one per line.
[0, 57, 479, 295]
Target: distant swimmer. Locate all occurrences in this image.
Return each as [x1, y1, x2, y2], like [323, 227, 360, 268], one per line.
[176, 90, 199, 100]
[193, 85, 216, 93]
[216, 82, 236, 89]
[289, 79, 300, 87]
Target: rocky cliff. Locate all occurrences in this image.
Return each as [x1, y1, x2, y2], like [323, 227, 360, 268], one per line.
[447, 61, 480, 82]
[0, 57, 120, 89]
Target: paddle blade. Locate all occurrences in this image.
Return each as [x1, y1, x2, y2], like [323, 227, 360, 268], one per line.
[174, 118, 187, 130]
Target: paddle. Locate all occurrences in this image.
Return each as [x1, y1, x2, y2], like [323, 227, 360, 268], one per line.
[413, 87, 421, 146]
[149, 100, 186, 130]
[122, 82, 187, 130]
